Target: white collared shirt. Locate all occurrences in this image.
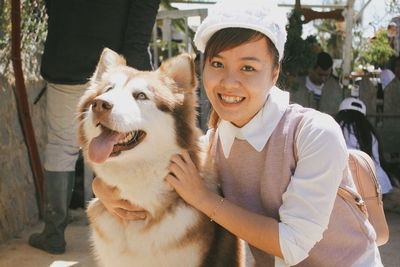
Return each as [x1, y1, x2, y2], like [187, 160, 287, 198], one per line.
[305, 75, 324, 95]
[218, 86, 289, 158]
[208, 87, 380, 266]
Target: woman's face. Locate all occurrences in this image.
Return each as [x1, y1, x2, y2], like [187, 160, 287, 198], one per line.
[203, 37, 279, 128]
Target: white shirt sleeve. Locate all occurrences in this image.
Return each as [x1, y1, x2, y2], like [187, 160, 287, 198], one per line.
[278, 113, 349, 266]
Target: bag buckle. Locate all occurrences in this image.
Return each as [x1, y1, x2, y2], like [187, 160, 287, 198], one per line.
[355, 197, 368, 216]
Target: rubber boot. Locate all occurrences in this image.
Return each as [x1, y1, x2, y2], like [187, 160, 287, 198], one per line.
[29, 171, 75, 254]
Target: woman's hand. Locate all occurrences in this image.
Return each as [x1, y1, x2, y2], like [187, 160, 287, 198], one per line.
[165, 151, 211, 206]
[92, 177, 147, 221]
[166, 152, 283, 259]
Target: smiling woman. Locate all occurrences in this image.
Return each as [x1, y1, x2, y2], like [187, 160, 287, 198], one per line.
[204, 28, 280, 128]
[93, 1, 385, 266]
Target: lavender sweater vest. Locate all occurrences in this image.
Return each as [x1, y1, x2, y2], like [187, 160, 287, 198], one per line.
[210, 105, 375, 267]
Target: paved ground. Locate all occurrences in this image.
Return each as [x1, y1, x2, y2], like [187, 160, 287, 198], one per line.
[0, 209, 399, 267]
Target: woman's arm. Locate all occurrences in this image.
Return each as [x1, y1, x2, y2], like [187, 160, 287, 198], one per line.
[165, 152, 283, 259]
[92, 177, 147, 221]
[166, 113, 348, 265]
[122, 0, 160, 70]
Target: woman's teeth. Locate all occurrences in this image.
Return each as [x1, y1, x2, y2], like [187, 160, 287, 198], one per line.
[220, 95, 244, 103]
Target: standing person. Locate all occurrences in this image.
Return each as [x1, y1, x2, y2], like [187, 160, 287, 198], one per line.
[93, 0, 382, 266]
[336, 97, 393, 194]
[289, 51, 343, 115]
[382, 56, 400, 161]
[387, 22, 398, 55]
[29, 0, 160, 254]
[384, 56, 400, 116]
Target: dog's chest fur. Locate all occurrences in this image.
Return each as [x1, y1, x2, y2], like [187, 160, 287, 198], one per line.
[86, 142, 215, 267]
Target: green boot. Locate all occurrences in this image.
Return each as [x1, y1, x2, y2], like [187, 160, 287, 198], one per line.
[29, 171, 75, 254]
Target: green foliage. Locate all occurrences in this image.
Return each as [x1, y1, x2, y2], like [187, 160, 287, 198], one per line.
[280, 9, 317, 85]
[0, 0, 47, 76]
[0, 0, 10, 51]
[359, 30, 396, 67]
[314, 19, 344, 59]
[151, 40, 182, 66]
[387, 0, 400, 14]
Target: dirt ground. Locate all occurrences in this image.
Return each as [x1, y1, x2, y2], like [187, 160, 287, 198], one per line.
[0, 209, 398, 267]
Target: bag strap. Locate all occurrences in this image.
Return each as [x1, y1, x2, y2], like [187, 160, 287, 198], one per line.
[349, 149, 383, 204]
[293, 116, 368, 217]
[337, 187, 368, 216]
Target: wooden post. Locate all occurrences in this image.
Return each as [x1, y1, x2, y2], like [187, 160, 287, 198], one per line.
[11, 0, 44, 216]
[342, 0, 355, 87]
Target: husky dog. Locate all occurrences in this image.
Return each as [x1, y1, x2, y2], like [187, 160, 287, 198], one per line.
[77, 48, 242, 267]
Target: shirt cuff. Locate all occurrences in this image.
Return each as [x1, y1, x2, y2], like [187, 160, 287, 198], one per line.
[278, 221, 323, 266]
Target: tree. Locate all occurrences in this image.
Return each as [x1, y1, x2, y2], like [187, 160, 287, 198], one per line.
[358, 29, 396, 68]
[0, 0, 47, 77]
[279, 9, 317, 86]
[386, 0, 400, 14]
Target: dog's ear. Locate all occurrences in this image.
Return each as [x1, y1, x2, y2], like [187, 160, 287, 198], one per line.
[91, 48, 126, 84]
[158, 54, 197, 92]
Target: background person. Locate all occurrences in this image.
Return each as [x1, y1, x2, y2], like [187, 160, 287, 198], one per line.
[336, 97, 393, 195]
[289, 51, 343, 115]
[384, 56, 400, 115]
[29, 0, 161, 255]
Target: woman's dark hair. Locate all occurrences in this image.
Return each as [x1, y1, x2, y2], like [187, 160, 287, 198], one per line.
[204, 28, 280, 69]
[204, 28, 280, 128]
[336, 110, 375, 156]
[335, 110, 391, 175]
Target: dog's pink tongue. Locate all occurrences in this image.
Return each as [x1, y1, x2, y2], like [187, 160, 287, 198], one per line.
[88, 130, 125, 163]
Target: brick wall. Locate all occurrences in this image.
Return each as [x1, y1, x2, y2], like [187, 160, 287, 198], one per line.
[0, 59, 47, 243]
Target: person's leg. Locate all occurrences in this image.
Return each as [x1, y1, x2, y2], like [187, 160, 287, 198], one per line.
[29, 82, 88, 254]
[29, 171, 75, 254]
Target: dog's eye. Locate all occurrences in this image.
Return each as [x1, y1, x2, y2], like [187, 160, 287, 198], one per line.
[134, 92, 148, 100]
[105, 85, 114, 92]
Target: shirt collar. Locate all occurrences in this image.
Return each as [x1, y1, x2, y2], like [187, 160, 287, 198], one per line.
[306, 76, 324, 95]
[217, 86, 289, 158]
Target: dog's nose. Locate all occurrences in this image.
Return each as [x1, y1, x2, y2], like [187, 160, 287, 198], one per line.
[92, 99, 113, 113]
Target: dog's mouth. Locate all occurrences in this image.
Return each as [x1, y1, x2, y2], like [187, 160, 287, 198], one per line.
[88, 123, 146, 164]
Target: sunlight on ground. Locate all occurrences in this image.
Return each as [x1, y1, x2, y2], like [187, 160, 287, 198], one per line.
[50, 261, 79, 267]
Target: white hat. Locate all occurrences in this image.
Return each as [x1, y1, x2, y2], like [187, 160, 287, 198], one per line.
[380, 69, 395, 89]
[194, 0, 288, 61]
[338, 97, 366, 115]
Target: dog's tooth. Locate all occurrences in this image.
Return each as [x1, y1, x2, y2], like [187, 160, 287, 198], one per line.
[122, 133, 132, 143]
[115, 131, 138, 145]
[117, 134, 127, 144]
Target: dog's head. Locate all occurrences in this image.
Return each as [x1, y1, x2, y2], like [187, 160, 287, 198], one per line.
[78, 48, 201, 166]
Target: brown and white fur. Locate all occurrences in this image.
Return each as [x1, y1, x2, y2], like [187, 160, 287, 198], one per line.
[77, 48, 242, 267]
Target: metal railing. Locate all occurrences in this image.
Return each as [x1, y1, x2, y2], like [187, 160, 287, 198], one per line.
[152, 8, 210, 131]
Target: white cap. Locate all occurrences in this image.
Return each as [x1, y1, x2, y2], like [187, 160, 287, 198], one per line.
[194, 0, 288, 61]
[338, 97, 366, 115]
